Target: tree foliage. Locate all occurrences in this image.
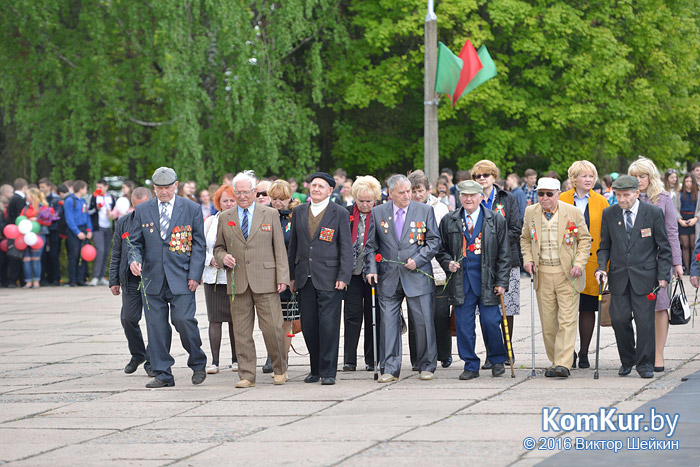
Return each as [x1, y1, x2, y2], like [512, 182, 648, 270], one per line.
[1, 0, 699, 186]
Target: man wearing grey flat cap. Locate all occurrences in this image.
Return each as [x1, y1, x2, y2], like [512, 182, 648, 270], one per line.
[128, 167, 208, 388]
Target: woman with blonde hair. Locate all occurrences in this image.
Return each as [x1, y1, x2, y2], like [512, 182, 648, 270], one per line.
[628, 156, 683, 373]
[20, 188, 52, 289]
[559, 160, 609, 369]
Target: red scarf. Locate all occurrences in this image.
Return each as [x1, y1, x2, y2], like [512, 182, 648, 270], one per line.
[351, 204, 372, 245]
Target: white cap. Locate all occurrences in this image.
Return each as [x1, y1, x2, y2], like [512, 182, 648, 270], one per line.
[536, 177, 561, 191]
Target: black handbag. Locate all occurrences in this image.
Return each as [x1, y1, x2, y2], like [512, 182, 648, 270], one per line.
[669, 279, 691, 325]
[6, 240, 24, 261]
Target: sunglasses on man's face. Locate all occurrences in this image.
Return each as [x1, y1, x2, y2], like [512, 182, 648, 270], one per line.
[473, 173, 492, 180]
[537, 191, 557, 198]
[256, 191, 268, 198]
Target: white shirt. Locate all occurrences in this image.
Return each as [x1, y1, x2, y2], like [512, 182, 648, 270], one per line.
[624, 199, 640, 227]
[14, 190, 25, 199]
[96, 194, 114, 229]
[310, 197, 330, 217]
[573, 191, 590, 215]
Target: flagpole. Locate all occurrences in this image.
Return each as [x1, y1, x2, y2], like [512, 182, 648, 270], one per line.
[424, 0, 439, 184]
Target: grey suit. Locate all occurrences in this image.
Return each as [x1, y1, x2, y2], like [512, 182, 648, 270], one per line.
[364, 201, 440, 376]
[128, 195, 207, 383]
[597, 201, 672, 373]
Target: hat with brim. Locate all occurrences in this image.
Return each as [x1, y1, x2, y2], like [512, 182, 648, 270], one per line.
[308, 172, 335, 188]
[152, 167, 178, 186]
[612, 175, 638, 191]
[457, 180, 484, 195]
[536, 177, 561, 191]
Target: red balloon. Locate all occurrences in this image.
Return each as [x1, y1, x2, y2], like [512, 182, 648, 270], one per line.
[0, 239, 7, 252]
[3, 224, 19, 240]
[30, 236, 44, 250]
[14, 236, 27, 250]
[81, 244, 97, 262]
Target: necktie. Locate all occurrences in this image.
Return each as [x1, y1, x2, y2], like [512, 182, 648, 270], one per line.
[160, 202, 170, 240]
[395, 208, 404, 241]
[544, 211, 553, 221]
[242, 208, 249, 240]
[625, 210, 633, 234]
[467, 215, 474, 235]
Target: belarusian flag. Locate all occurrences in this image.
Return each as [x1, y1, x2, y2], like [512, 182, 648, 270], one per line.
[434, 39, 497, 105]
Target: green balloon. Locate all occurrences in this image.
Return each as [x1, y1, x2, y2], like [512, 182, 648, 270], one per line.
[31, 221, 40, 234]
[15, 215, 27, 226]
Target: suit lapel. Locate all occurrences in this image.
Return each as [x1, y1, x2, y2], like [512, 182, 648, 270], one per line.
[534, 204, 543, 258]
[224, 209, 245, 243]
[167, 196, 185, 243]
[557, 202, 567, 249]
[399, 202, 416, 244]
[296, 203, 309, 240]
[628, 203, 646, 248]
[151, 199, 163, 240]
[387, 202, 399, 242]
[246, 205, 264, 242]
[316, 201, 336, 240]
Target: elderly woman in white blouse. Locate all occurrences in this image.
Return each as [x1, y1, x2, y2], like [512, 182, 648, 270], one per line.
[203, 185, 238, 374]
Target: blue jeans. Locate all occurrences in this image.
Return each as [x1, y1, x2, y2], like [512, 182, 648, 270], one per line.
[23, 236, 46, 282]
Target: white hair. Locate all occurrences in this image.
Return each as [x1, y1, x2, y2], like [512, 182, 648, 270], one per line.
[386, 174, 410, 190]
[232, 170, 257, 189]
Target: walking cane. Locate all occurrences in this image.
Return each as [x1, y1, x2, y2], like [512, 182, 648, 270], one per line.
[499, 294, 515, 378]
[530, 273, 536, 376]
[371, 284, 378, 381]
[594, 281, 603, 380]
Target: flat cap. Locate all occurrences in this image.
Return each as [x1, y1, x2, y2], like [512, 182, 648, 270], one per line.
[152, 167, 178, 186]
[536, 177, 561, 191]
[612, 175, 638, 190]
[457, 180, 484, 195]
[308, 172, 335, 188]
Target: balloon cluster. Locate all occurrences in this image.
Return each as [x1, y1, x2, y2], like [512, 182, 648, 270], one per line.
[2, 216, 44, 251]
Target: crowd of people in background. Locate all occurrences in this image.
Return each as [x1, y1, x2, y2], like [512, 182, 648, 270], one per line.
[2, 158, 699, 386]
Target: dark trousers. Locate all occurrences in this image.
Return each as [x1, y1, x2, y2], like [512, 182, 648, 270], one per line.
[609, 284, 656, 373]
[92, 227, 111, 280]
[66, 227, 88, 284]
[122, 278, 149, 365]
[41, 230, 61, 284]
[410, 284, 452, 364]
[145, 279, 207, 383]
[7, 254, 22, 286]
[0, 250, 7, 286]
[299, 281, 343, 378]
[455, 281, 506, 372]
[343, 274, 381, 367]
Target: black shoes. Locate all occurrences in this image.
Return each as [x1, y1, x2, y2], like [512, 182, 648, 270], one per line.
[262, 356, 273, 373]
[144, 363, 156, 378]
[492, 363, 505, 377]
[365, 365, 375, 372]
[578, 352, 590, 369]
[654, 366, 665, 372]
[304, 373, 320, 383]
[619, 365, 633, 376]
[459, 370, 479, 380]
[639, 370, 654, 379]
[504, 354, 515, 366]
[481, 359, 493, 370]
[146, 378, 174, 388]
[321, 377, 336, 385]
[343, 363, 356, 372]
[124, 357, 146, 374]
[441, 356, 453, 368]
[545, 367, 556, 377]
[192, 370, 206, 385]
[553, 366, 570, 378]
[572, 352, 577, 369]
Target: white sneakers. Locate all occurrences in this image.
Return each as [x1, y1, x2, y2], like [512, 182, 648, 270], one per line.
[419, 371, 434, 381]
[206, 364, 219, 374]
[231, 362, 238, 372]
[87, 278, 99, 286]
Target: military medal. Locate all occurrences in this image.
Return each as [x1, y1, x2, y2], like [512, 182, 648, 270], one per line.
[319, 227, 335, 242]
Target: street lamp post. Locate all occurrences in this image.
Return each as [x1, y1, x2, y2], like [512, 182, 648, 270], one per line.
[424, 0, 439, 183]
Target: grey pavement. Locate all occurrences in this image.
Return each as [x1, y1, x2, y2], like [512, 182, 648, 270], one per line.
[0, 277, 698, 466]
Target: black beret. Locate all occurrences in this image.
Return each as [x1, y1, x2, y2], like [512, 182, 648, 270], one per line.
[308, 172, 335, 188]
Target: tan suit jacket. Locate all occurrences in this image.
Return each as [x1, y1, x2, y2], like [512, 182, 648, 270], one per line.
[213, 205, 289, 295]
[520, 201, 592, 292]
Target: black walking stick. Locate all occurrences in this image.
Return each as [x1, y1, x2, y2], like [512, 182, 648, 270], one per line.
[499, 294, 515, 378]
[594, 281, 603, 380]
[530, 273, 536, 377]
[371, 284, 378, 381]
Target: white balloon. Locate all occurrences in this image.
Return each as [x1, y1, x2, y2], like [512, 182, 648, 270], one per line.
[24, 232, 38, 246]
[116, 196, 131, 214]
[18, 219, 33, 235]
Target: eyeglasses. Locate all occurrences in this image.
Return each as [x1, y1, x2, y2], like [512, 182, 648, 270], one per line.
[256, 191, 268, 198]
[473, 173, 492, 180]
[270, 197, 289, 201]
[234, 189, 255, 196]
[537, 191, 557, 198]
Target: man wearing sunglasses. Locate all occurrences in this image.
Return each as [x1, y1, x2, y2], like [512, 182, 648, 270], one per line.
[520, 177, 592, 378]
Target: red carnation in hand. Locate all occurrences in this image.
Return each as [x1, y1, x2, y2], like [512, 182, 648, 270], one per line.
[647, 293, 656, 301]
[228, 221, 236, 226]
[468, 244, 476, 252]
[121, 232, 129, 239]
[375, 254, 383, 262]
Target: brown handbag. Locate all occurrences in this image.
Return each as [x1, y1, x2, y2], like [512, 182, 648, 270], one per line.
[449, 306, 457, 337]
[599, 282, 612, 327]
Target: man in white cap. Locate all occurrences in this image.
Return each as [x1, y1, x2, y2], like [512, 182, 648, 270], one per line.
[520, 177, 592, 378]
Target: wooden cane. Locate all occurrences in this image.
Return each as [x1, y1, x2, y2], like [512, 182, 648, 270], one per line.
[499, 294, 515, 378]
[371, 284, 378, 381]
[594, 281, 603, 380]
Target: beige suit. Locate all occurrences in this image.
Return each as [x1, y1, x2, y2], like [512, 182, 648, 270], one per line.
[520, 201, 592, 369]
[214, 205, 289, 382]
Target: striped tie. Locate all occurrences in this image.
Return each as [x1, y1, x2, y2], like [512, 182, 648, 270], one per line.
[625, 210, 633, 235]
[241, 208, 249, 240]
[160, 202, 170, 240]
[467, 215, 474, 236]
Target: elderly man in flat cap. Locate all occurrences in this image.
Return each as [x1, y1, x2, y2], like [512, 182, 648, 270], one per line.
[129, 167, 208, 388]
[436, 180, 511, 380]
[596, 175, 672, 379]
[288, 172, 353, 385]
[520, 177, 591, 378]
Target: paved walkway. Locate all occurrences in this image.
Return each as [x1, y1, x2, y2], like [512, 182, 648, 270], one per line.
[0, 278, 698, 466]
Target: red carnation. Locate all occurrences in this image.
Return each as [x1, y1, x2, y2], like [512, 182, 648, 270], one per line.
[349, 215, 354, 222]
[468, 244, 476, 252]
[375, 254, 383, 262]
[647, 293, 656, 301]
[228, 221, 236, 226]
[696, 253, 700, 261]
[121, 232, 129, 239]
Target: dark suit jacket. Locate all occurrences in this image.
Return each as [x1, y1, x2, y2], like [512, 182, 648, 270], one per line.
[109, 212, 140, 292]
[128, 195, 206, 295]
[7, 194, 26, 225]
[597, 201, 672, 295]
[287, 200, 353, 291]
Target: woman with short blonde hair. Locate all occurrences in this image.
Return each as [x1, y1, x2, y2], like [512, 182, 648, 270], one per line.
[351, 175, 382, 202]
[628, 156, 683, 372]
